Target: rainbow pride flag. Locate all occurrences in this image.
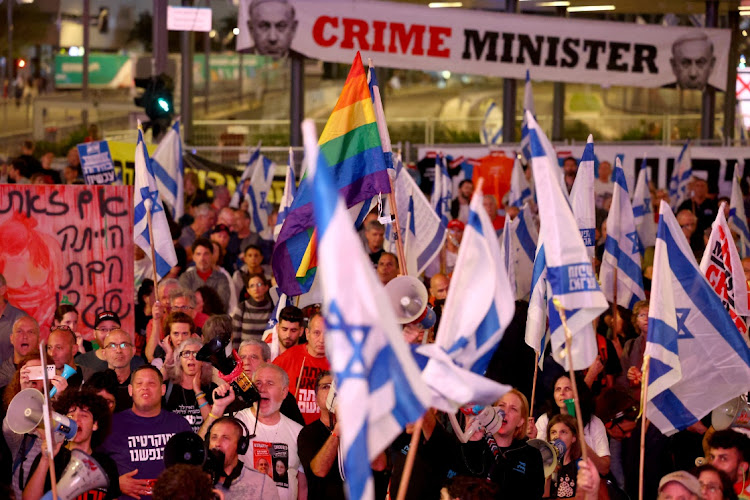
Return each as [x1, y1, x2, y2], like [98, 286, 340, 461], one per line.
[272, 52, 391, 296]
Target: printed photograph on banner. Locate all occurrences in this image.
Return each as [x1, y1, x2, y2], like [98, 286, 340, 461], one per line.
[263, 1, 731, 89]
[253, 441, 290, 489]
[237, 0, 298, 58]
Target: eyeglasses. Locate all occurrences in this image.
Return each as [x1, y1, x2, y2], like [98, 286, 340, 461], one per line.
[699, 482, 721, 493]
[318, 383, 332, 391]
[636, 313, 648, 319]
[181, 350, 199, 359]
[171, 305, 193, 312]
[606, 405, 639, 427]
[105, 341, 133, 350]
[96, 327, 119, 333]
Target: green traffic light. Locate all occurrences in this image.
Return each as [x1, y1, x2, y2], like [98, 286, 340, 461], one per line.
[157, 97, 171, 113]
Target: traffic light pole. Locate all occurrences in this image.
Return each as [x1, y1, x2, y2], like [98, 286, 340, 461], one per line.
[180, 0, 194, 143]
[82, 0, 90, 128]
[6, 0, 12, 119]
[153, 0, 168, 75]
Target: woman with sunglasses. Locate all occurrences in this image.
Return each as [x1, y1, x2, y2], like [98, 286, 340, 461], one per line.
[164, 338, 216, 433]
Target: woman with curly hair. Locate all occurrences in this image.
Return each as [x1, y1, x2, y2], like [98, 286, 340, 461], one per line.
[164, 338, 216, 433]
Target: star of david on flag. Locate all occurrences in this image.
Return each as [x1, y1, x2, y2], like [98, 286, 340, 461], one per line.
[645, 201, 750, 436]
[304, 119, 430, 500]
[133, 125, 177, 280]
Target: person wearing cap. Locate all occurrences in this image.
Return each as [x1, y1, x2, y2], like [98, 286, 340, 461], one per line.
[180, 238, 234, 313]
[76, 311, 145, 374]
[658, 471, 703, 500]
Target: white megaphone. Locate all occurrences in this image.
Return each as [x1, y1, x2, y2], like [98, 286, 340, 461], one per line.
[7, 388, 77, 440]
[449, 406, 505, 443]
[40, 449, 110, 500]
[384, 276, 436, 330]
[528, 439, 567, 478]
[712, 395, 750, 430]
[325, 379, 338, 414]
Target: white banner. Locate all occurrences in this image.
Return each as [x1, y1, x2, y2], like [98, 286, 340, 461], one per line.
[237, 0, 730, 90]
[417, 144, 750, 199]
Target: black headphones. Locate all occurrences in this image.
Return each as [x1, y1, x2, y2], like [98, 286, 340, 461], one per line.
[207, 417, 253, 456]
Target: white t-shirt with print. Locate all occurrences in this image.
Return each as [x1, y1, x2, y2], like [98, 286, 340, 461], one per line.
[235, 409, 304, 500]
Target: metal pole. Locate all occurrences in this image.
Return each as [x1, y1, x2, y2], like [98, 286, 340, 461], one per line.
[238, 52, 243, 103]
[700, 0, 719, 141]
[152, 0, 168, 75]
[7, 0, 13, 96]
[724, 7, 740, 143]
[502, 0, 518, 143]
[82, 0, 90, 128]
[290, 53, 304, 147]
[551, 6, 566, 141]
[204, 14, 210, 116]
[180, 0, 193, 143]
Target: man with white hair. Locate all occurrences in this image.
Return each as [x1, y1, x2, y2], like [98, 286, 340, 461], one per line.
[201, 363, 307, 500]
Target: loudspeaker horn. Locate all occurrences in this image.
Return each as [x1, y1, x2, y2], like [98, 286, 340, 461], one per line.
[6, 388, 77, 440]
[49, 364, 77, 399]
[528, 439, 567, 478]
[164, 431, 207, 468]
[40, 449, 109, 500]
[385, 276, 429, 324]
[712, 395, 750, 431]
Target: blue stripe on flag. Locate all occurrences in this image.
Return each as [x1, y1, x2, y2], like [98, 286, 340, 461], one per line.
[649, 354, 675, 385]
[511, 188, 531, 208]
[417, 225, 446, 270]
[247, 187, 265, 233]
[151, 160, 178, 197]
[530, 245, 546, 292]
[603, 236, 644, 287]
[651, 389, 698, 430]
[516, 214, 536, 262]
[370, 345, 427, 426]
[470, 301, 501, 374]
[344, 425, 371, 500]
[467, 209, 483, 235]
[547, 263, 599, 295]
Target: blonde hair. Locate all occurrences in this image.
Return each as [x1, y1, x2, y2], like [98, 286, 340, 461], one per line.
[169, 338, 212, 386]
[505, 388, 530, 440]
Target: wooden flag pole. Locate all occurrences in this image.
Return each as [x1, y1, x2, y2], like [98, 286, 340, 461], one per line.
[396, 416, 424, 500]
[39, 341, 59, 500]
[530, 351, 540, 419]
[145, 200, 160, 289]
[388, 173, 408, 275]
[552, 298, 588, 462]
[638, 355, 651, 500]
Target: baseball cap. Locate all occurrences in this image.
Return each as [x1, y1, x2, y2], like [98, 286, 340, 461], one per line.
[658, 471, 702, 497]
[447, 220, 465, 231]
[94, 311, 121, 328]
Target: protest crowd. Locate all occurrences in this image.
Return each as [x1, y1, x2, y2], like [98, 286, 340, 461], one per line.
[1, 56, 750, 500]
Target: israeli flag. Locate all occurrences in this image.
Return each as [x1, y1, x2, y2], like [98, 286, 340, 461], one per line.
[368, 63, 393, 170]
[508, 156, 532, 208]
[432, 154, 452, 226]
[525, 238, 549, 366]
[519, 69, 536, 164]
[150, 119, 184, 220]
[480, 101, 503, 146]
[273, 148, 297, 242]
[729, 164, 750, 258]
[645, 201, 750, 436]
[600, 157, 645, 309]
[230, 142, 261, 209]
[133, 126, 178, 280]
[386, 155, 445, 275]
[633, 161, 657, 250]
[247, 151, 276, 234]
[306, 119, 431, 500]
[419, 182, 515, 412]
[569, 135, 596, 258]
[526, 111, 607, 370]
[669, 140, 692, 211]
[501, 204, 539, 301]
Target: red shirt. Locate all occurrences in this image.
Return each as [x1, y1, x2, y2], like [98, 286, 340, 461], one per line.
[273, 344, 330, 424]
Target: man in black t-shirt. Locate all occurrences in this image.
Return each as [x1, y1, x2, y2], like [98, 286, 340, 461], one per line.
[297, 371, 345, 500]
